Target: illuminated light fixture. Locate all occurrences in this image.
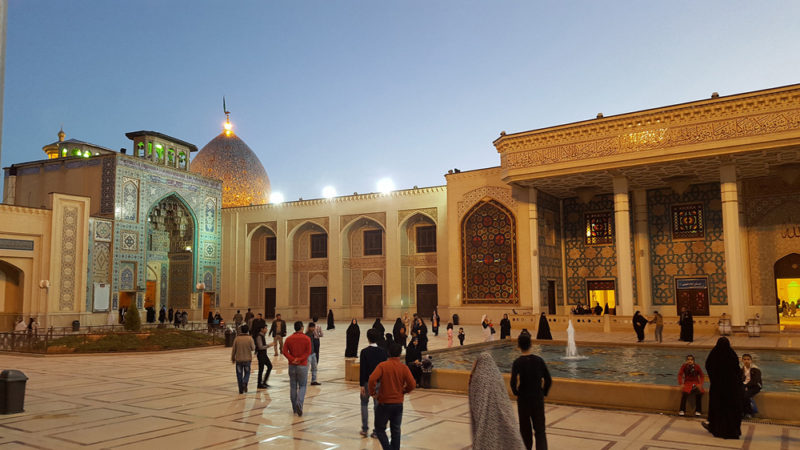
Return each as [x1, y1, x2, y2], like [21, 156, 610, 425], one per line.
[377, 177, 395, 194]
[322, 186, 336, 199]
[185, 246, 192, 251]
[83, 150, 91, 158]
[269, 192, 285, 204]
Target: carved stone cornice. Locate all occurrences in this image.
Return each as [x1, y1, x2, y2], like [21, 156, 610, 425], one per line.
[457, 186, 516, 218]
[292, 259, 328, 272]
[250, 261, 276, 272]
[495, 85, 800, 170]
[345, 256, 386, 269]
[0, 204, 52, 215]
[401, 254, 438, 266]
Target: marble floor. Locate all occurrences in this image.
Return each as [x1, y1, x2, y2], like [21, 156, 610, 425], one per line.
[0, 322, 797, 449]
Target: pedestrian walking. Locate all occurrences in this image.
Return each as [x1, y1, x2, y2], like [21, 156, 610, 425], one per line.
[359, 328, 388, 438]
[283, 321, 313, 416]
[511, 332, 552, 450]
[368, 343, 416, 450]
[231, 325, 255, 394]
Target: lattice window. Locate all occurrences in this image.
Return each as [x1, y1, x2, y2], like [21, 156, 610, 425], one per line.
[310, 234, 328, 258]
[461, 199, 518, 304]
[416, 226, 437, 253]
[584, 212, 613, 245]
[363, 230, 382, 256]
[671, 204, 705, 239]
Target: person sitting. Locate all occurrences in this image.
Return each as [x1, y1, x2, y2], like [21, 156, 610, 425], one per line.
[678, 354, 705, 417]
[741, 354, 762, 418]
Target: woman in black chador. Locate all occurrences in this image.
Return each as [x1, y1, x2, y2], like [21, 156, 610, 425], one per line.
[679, 307, 694, 342]
[326, 309, 335, 330]
[344, 318, 360, 357]
[536, 313, 553, 340]
[703, 337, 743, 439]
[372, 317, 385, 335]
[392, 318, 404, 340]
[632, 311, 648, 342]
[405, 336, 423, 386]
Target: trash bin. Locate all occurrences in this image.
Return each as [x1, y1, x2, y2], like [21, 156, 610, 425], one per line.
[71, 320, 80, 332]
[452, 314, 459, 326]
[0, 370, 28, 414]
[224, 328, 235, 347]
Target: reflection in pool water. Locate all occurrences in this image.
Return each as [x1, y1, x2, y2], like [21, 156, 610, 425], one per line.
[432, 341, 800, 393]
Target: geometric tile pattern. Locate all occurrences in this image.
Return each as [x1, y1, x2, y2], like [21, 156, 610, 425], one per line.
[648, 184, 727, 306]
[120, 230, 138, 252]
[461, 199, 519, 304]
[537, 190, 563, 307]
[59, 206, 79, 311]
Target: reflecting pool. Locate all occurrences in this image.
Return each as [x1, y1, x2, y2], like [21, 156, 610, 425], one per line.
[432, 341, 800, 393]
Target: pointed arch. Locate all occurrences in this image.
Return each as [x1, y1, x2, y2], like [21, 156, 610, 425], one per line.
[461, 198, 519, 304]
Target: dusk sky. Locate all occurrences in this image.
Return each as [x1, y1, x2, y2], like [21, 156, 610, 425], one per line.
[4, 1, 800, 201]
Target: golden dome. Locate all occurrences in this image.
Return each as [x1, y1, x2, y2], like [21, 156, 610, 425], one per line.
[190, 130, 270, 208]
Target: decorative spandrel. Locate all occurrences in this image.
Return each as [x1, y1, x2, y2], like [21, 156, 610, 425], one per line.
[672, 204, 705, 239]
[461, 199, 518, 304]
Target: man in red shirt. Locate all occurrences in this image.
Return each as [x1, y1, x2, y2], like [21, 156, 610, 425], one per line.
[368, 343, 415, 450]
[282, 320, 312, 416]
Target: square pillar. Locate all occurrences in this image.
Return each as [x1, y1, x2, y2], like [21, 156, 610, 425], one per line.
[328, 213, 343, 314]
[720, 165, 747, 326]
[613, 176, 635, 315]
[633, 190, 653, 313]
[528, 187, 542, 314]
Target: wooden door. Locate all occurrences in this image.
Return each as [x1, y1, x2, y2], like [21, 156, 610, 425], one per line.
[309, 287, 328, 320]
[145, 281, 157, 309]
[119, 292, 134, 309]
[363, 285, 383, 318]
[547, 280, 556, 315]
[265, 288, 276, 319]
[675, 278, 710, 316]
[416, 284, 438, 318]
[202, 292, 213, 318]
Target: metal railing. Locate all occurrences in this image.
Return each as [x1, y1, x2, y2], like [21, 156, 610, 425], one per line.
[0, 322, 226, 354]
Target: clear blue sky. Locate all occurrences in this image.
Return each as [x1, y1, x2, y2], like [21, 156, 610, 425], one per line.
[4, 0, 800, 201]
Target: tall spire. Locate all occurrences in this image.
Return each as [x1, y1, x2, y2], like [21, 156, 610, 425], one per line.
[222, 97, 232, 136]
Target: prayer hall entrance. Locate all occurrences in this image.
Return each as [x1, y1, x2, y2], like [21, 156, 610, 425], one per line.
[587, 280, 615, 315]
[310, 287, 327, 320]
[264, 288, 276, 319]
[0, 260, 23, 329]
[775, 253, 800, 330]
[416, 284, 437, 318]
[363, 285, 383, 318]
[675, 278, 710, 316]
[147, 195, 195, 312]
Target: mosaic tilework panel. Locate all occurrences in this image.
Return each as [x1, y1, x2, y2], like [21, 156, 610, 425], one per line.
[110, 155, 222, 306]
[461, 199, 519, 304]
[100, 156, 116, 215]
[647, 183, 726, 306]
[59, 206, 79, 311]
[537, 190, 563, 308]
[160, 264, 168, 307]
[672, 203, 705, 239]
[121, 178, 139, 222]
[119, 262, 136, 291]
[563, 195, 616, 305]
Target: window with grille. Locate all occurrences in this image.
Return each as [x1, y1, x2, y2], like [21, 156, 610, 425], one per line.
[363, 230, 383, 256]
[416, 226, 437, 253]
[310, 234, 327, 258]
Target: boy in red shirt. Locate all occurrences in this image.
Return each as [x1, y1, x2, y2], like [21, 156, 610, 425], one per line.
[368, 343, 415, 450]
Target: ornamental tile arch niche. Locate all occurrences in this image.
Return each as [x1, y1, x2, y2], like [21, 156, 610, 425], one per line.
[461, 199, 519, 304]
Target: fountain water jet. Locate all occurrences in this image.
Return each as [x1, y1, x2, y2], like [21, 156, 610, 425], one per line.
[563, 319, 588, 360]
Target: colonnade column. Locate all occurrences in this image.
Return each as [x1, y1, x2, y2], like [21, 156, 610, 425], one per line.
[328, 213, 343, 315]
[612, 176, 635, 315]
[720, 164, 747, 326]
[632, 190, 653, 313]
[385, 209, 401, 318]
[275, 219, 290, 312]
[528, 187, 542, 314]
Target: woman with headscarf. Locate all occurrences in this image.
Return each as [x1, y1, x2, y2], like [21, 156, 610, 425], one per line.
[679, 307, 694, 342]
[469, 352, 526, 450]
[405, 336, 423, 387]
[416, 318, 429, 351]
[392, 317, 404, 339]
[431, 308, 440, 336]
[481, 315, 493, 342]
[703, 337, 743, 439]
[632, 311, 648, 342]
[536, 313, 553, 340]
[344, 318, 360, 357]
[207, 311, 214, 332]
[372, 317, 385, 335]
[326, 309, 335, 330]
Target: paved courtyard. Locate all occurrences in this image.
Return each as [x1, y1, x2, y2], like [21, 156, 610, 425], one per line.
[0, 322, 798, 449]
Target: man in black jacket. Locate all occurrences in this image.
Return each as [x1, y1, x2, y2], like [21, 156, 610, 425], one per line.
[269, 313, 287, 357]
[511, 332, 552, 450]
[359, 328, 388, 438]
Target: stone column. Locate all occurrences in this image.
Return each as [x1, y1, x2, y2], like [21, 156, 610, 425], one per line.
[613, 176, 635, 315]
[720, 165, 747, 326]
[327, 213, 343, 315]
[632, 190, 653, 313]
[275, 219, 290, 312]
[528, 187, 542, 314]
[385, 209, 401, 318]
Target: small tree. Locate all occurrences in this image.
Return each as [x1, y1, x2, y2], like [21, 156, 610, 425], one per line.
[124, 302, 142, 331]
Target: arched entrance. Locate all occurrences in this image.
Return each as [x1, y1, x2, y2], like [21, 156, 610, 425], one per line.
[775, 253, 800, 330]
[0, 260, 23, 329]
[146, 194, 196, 312]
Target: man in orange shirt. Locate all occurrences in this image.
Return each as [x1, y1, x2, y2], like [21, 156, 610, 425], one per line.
[368, 343, 416, 450]
[282, 320, 312, 416]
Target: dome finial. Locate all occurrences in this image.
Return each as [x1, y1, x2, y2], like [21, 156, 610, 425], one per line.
[222, 96, 233, 136]
[58, 125, 65, 142]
